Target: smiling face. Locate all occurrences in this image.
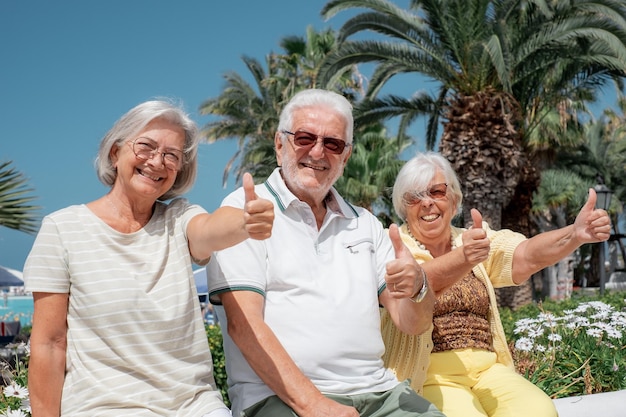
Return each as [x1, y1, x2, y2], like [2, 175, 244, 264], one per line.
[110, 118, 185, 203]
[275, 105, 351, 206]
[405, 169, 457, 248]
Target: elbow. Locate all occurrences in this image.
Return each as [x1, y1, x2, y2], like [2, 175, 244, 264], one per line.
[226, 315, 257, 346]
[399, 310, 434, 336]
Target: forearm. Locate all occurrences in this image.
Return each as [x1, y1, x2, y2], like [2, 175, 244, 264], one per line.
[28, 342, 66, 417]
[512, 225, 579, 283]
[420, 248, 474, 294]
[383, 267, 435, 335]
[230, 320, 325, 415]
[222, 291, 326, 415]
[188, 208, 247, 260]
[395, 290, 435, 334]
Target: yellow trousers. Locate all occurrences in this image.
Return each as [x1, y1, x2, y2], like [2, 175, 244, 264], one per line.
[423, 349, 558, 417]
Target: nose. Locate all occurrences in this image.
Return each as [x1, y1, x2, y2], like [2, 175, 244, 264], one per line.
[147, 150, 167, 167]
[308, 139, 327, 158]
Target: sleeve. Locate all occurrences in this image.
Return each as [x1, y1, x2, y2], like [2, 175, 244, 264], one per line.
[374, 215, 395, 294]
[23, 215, 71, 293]
[170, 198, 210, 265]
[483, 223, 527, 288]
[206, 188, 268, 304]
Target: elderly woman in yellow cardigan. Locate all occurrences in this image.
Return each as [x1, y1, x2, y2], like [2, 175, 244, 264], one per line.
[381, 152, 611, 417]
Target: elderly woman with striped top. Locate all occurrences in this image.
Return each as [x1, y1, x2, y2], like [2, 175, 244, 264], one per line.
[24, 100, 274, 417]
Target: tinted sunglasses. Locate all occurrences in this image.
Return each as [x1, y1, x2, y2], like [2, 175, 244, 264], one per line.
[282, 130, 351, 155]
[403, 183, 448, 205]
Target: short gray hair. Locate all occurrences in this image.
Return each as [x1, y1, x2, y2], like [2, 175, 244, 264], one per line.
[277, 89, 353, 144]
[392, 152, 463, 221]
[95, 99, 199, 200]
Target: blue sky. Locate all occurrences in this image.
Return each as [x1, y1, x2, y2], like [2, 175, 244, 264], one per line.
[0, 0, 368, 271]
[0, 1, 618, 272]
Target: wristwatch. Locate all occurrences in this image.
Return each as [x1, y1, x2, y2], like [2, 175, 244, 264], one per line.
[409, 270, 429, 303]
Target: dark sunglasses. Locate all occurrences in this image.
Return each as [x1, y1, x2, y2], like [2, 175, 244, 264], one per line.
[403, 183, 448, 205]
[282, 130, 351, 155]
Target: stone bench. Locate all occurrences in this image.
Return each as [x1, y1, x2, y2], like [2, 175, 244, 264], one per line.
[553, 390, 626, 416]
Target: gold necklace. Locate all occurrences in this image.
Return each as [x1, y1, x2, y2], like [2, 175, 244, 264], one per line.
[406, 225, 456, 254]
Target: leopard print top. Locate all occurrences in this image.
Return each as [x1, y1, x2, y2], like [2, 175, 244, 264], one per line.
[432, 271, 494, 353]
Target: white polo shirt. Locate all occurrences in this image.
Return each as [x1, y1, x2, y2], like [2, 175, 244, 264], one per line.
[208, 168, 399, 416]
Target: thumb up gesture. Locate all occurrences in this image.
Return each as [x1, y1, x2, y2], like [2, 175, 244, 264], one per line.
[385, 224, 424, 298]
[242, 173, 274, 240]
[460, 208, 490, 265]
[573, 188, 611, 244]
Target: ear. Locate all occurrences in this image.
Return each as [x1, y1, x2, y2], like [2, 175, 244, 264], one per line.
[342, 143, 353, 165]
[109, 142, 121, 168]
[274, 132, 284, 166]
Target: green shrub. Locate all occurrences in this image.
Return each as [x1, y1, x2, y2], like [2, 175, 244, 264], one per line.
[500, 290, 626, 398]
[206, 324, 230, 407]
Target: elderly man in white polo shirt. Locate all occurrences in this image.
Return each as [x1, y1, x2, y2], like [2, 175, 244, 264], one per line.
[208, 89, 444, 417]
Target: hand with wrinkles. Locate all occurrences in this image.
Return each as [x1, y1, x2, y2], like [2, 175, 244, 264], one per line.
[460, 208, 490, 266]
[242, 172, 274, 240]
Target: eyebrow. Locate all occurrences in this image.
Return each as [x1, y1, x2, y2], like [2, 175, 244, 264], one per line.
[137, 136, 183, 153]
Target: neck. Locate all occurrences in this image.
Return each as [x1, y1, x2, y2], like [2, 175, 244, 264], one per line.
[106, 193, 153, 230]
[406, 225, 455, 258]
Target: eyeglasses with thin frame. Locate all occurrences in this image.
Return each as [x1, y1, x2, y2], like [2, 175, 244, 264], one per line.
[282, 130, 351, 155]
[129, 137, 184, 172]
[403, 183, 448, 205]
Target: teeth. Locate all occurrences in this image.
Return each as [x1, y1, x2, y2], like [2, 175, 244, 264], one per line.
[422, 214, 439, 221]
[303, 163, 325, 171]
[139, 170, 162, 181]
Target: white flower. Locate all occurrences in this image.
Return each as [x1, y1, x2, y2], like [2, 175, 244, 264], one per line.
[610, 312, 626, 327]
[594, 322, 611, 331]
[3, 383, 28, 399]
[528, 327, 545, 338]
[572, 304, 591, 314]
[538, 312, 558, 322]
[606, 328, 623, 339]
[591, 311, 611, 320]
[514, 318, 537, 334]
[515, 337, 534, 351]
[547, 333, 562, 342]
[0, 409, 29, 417]
[586, 328, 603, 338]
[18, 397, 30, 414]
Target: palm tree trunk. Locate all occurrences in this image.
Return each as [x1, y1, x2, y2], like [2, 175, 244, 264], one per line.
[496, 165, 539, 308]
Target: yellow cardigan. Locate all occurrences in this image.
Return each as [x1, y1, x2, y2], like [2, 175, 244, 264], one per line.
[381, 222, 526, 394]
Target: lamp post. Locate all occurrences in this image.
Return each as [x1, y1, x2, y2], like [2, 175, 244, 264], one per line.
[594, 181, 613, 295]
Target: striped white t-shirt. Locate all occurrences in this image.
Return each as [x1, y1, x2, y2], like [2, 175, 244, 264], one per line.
[24, 199, 227, 417]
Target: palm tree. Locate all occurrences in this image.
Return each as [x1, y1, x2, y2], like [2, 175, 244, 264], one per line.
[598, 91, 626, 207]
[530, 169, 590, 298]
[0, 161, 40, 233]
[319, 0, 626, 307]
[553, 100, 626, 287]
[199, 27, 364, 186]
[337, 124, 412, 224]
[199, 54, 285, 186]
[320, 0, 626, 226]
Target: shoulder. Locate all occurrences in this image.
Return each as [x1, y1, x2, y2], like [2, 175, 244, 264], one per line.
[45, 204, 85, 219]
[159, 198, 207, 218]
[40, 205, 91, 229]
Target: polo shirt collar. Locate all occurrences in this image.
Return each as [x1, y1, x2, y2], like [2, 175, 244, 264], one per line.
[264, 168, 359, 219]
